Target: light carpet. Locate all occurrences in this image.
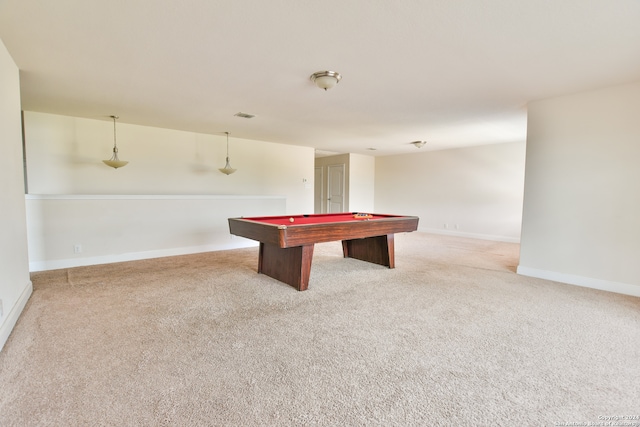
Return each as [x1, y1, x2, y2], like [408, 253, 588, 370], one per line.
[1, 232, 638, 426]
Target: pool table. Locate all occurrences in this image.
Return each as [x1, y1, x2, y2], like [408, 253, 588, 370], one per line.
[228, 212, 419, 291]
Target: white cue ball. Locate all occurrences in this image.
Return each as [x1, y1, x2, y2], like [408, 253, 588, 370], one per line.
[289, 217, 294, 223]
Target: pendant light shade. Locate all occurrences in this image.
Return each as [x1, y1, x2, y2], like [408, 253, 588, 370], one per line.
[103, 115, 128, 169]
[219, 131, 237, 175]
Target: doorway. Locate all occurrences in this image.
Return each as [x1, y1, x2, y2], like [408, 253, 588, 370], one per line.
[326, 164, 345, 213]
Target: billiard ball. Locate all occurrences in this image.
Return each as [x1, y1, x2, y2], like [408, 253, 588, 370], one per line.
[289, 217, 294, 223]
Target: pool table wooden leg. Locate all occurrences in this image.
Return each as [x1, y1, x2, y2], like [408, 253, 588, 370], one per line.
[258, 243, 315, 291]
[341, 234, 395, 268]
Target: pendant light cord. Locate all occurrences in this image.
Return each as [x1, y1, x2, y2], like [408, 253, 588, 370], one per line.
[112, 115, 119, 153]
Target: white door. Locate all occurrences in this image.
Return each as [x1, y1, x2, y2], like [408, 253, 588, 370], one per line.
[327, 164, 345, 213]
[314, 166, 323, 213]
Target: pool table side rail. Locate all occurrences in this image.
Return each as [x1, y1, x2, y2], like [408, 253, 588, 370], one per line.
[228, 218, 283, 246]
[228, 216, 419, 248]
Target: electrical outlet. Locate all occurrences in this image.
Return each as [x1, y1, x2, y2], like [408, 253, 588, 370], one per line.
[74, 244, 83, 253]
[444, 223, 448, 229]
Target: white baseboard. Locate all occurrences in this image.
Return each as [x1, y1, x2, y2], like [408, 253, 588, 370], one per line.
[28, 230, 520, 272]
[29, 240, 259, 272]
[517, 265, 640, 297]
[419, 227, 521, 243]
[0, 280, 33, 353]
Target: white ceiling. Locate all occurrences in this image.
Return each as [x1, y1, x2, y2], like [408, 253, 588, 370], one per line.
[1, 0, 640, 156]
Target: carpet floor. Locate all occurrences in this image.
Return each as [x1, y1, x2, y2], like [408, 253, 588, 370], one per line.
[1, 232, 638, 426]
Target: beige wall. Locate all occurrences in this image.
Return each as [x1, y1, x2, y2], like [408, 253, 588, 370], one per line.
[518, 81, 640, 296]
[0, 40, 32, 351]
[375, 142, 526, 242]
[23, 112, 315, 270]
[26, 194, 286, 271]
[24, 111, 314, 210]
[348, 154, 375, 213]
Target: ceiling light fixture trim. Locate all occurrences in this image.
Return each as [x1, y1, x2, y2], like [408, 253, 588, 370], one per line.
[310, 70, 342, 91]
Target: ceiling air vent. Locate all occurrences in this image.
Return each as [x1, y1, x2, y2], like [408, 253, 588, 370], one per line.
[234, 112, 255, 119]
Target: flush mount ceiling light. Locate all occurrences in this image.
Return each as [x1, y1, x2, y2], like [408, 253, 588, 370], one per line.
[234, 112, 255, 119]
[219, 131, 237, 175]
[411, 141, 427, 148]
[310, 71, 342, 91]
[102, 115, 129, 169]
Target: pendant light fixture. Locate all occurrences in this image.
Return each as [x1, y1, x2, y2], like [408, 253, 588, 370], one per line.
[219, 131, 237, 175]
[102, 115, 128, 169]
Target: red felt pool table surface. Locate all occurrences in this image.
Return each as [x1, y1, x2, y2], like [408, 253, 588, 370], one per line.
[228, 212, 419, 291]
[244, 212, 402, 226]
